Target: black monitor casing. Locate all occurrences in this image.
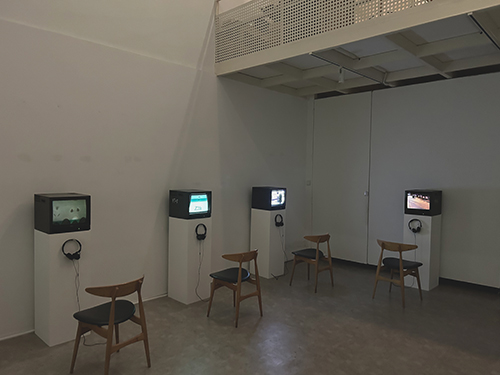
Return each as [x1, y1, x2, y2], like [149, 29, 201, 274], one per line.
[169, 190, 212, 219]
[34, 193, 91, 234]
[404, 189, 442, 216]
[252, 186, 286, 211]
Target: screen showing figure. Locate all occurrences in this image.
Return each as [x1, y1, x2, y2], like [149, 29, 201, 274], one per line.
[52, 199, 87, 225]
[407, 193, 430, 210]
[189, 194, 209, 214]
[271, 189, 286, 207]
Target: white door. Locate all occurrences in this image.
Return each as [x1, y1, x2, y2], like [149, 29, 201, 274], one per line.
[312, 92, 371, 263]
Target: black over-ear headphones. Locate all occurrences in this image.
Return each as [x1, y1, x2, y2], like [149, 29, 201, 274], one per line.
[62, 238, 82, 260]
[408, 218, 422, 234]
[195, 223, 207, 240]
[274, 214, 284, 227]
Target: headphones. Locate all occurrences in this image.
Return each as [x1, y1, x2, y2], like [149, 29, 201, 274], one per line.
[62, 238, 82, 260]
[408, 218, 422, 234]
[274, 214, 284, 227]
[195, 223, 207, 240]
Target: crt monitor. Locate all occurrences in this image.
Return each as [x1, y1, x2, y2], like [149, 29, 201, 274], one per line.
[404, 190, 442, 216]
[169, 190, 212, 219]
[35, 193, 91, 234]
[252, 186, 286, 211]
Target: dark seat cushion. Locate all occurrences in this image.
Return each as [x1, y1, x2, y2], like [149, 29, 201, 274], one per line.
[383, 257, 422, 270]
[210, 267, 250, 283]
[292, 248, 325, 260]
[73, 300, 136, 326]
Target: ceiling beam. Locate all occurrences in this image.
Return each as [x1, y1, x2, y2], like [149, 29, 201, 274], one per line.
[224, 73, 302, 96]
[443, 53, 500, 72]
[385, 33, 453, 78]
[311, 49, 388, 84]
[417, 32, 490, 57]
[297, 77, 377, 97]
[468, 11, 500, 50]
[385, 66, 438, 83]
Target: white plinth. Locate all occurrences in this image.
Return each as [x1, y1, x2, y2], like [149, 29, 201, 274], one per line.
[34, 230, 93, 347]
[250, 209, 285, 279]
[403, 215, 442, 291]
[168, 217, 212, 305]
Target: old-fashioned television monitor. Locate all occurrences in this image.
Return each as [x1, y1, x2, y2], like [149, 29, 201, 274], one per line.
[35, 193, 91, 234]
[169, 190, 212, 219]
[405, 190, 442, 216]
[252, 186, 286, 211]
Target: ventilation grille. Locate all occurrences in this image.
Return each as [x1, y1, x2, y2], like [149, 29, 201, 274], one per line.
[215, 0, 432, 63]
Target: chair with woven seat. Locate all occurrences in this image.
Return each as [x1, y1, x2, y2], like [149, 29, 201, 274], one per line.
[206, 250, 262, 328]
[372, 239, 423, 308]
[70, 276, 151, 375]
[289, 234, 333, 293]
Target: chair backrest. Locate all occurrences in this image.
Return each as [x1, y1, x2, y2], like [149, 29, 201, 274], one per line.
[304, 234, 330, 244]
[85, 276, 144, 299]
[377, 239, 417, 254]
[222, 250, 258, 264]
[222, 250, 259, 279]
[304, 234, 331, 259]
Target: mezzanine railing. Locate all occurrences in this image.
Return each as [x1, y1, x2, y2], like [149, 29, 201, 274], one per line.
[215, 0, 432, 63]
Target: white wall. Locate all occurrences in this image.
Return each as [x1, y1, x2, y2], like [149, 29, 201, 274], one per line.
[369, 73, 500, 287]
[0, 1, 308, 340]
[312, 72, 500, 288]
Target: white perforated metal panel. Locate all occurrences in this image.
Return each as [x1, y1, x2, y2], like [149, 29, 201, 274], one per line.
[215, 0, 432, 63]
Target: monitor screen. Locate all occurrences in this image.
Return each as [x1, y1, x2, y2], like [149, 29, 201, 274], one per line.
[189, 194, 209, 214]
[271, 189, 286, 207]
[406, 193, 430, 210]
[52, 199, 88, 225]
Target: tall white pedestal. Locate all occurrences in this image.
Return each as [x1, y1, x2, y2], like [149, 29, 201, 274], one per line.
[34, 230, 93, 347]
[250, 209, 285, 279]
[168, 217, 212, 305]
[403, 214, 442, 291]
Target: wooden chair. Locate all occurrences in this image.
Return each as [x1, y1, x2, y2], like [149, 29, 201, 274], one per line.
[207, 250, 262, 328]
[372, 239, 423, 308]
[70, 276, 151, 375]
[289, 234, 333, 293]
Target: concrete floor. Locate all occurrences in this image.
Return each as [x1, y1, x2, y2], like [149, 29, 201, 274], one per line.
[1, 260, 500, 375]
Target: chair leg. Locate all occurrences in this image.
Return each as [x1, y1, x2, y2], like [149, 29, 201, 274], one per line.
[389, 269, 394, 292]
[314, 262, 319, 293]
[115, 324, 119, 352]
[104, 327, 114, 375]
[70, 323, 84, 374]
[233, 290, 236, 307]
[235, 283, 242, 328]
[289, 257, 297, 286]
[329, 262, 334, 287]
[415, 268, 423, 301]
[207, 280, 216, 317]
[257, 290, 263, 317]
[372, 267, 381, 299]
[141, 319, 152, 368]
[400, 273, 406, 308]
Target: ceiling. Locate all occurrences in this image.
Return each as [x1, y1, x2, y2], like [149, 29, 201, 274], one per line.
[219, 4, 500, 98]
